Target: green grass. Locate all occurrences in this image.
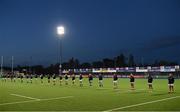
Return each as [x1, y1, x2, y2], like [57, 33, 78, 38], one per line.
[0, 78, 180, 111]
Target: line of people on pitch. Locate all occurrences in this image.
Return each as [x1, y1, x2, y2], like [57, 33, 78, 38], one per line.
[112, 73, 175, 93]
[1, 73, 175, 93]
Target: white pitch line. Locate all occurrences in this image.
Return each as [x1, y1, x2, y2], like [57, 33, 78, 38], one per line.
[39, 96, 74, 101]
[104, 96, 180, 112]
[10, 94, 40, 100]
[96, 88, 113, 90]
[0, 96, 74, 106]
[0, 100, 38, 106]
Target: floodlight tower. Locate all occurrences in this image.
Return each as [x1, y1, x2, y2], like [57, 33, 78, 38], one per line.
[57, 26, 65, 76]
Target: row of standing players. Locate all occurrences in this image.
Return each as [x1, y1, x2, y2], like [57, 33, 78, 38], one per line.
[1, 73, 175, 93]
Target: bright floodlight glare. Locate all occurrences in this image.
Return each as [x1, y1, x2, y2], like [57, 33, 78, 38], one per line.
[57, 26, 65, 35]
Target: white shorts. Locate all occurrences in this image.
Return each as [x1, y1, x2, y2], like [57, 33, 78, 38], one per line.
[168, 84, 174, 86]
[148, 83, 152, 85]
[79, 80, 83, 82]
[113, 81, 117, 83]
[99, 80, 103, 83]
[130, 82, 135, 84]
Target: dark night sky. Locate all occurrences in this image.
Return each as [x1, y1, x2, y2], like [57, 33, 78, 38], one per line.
[0, 0, 180, 66]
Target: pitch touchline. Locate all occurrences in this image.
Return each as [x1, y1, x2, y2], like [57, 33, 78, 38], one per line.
[104, 96, 180, 112]
[0, 96, 74, 106]
[11, 94, 40, 100]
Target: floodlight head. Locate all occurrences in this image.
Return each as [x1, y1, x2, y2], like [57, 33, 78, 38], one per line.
[57, 26, 65, 35]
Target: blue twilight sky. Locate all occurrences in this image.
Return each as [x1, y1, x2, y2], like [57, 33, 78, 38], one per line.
[0, 0, 180, 66]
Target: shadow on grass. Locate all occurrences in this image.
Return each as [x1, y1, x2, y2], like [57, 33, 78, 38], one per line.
[129, 91, 146, 94]
[151, 92, 168, 96]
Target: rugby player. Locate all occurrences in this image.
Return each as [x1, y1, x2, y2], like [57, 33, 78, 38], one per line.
[72, 74, 76, 85]
[99, 74, 103, 87]
[89, 74, 93, 86]
[30, 74, 33, 83]
[48, 74, 51, 83]
[130, 74, 135, 90]
[168, 73, 175, 93]
[10, 74, 13, 82]
[53, 74, 56, 85]
[40, 74, 44, 83]
[65, 74, 68, 85]
[26, 75, 29, 83]
[3, 74, 6, 82]
[13, 74, 16, 82]
[7, 75, 10, 82]
[113, 74, 118, 89]
[79, 74, 83, 87]
[59, 75, 63, 86]
[147, 74, 153, 91]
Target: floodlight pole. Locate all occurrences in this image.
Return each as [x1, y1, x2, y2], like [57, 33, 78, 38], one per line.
[59, 39, 62, 76]
[1, 56, 3, 76]
[57, 26, 64, 76]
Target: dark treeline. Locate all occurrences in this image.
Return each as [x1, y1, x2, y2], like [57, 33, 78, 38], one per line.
[3, 54, 178, 75]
